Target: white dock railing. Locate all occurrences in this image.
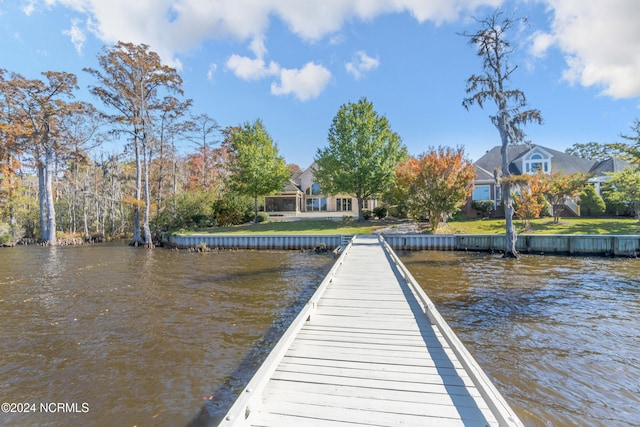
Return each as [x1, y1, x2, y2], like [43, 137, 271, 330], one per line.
[217, 236, 356, 426]
[378, 234, 524, 427]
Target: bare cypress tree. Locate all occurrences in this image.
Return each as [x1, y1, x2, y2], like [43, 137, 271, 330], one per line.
[85, 42, 185, 247]
[462, 10, 542, 258]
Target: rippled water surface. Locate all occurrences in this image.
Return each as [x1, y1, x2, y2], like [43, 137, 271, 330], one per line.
[399, 250, 640, 427]
[2, 244, 639, 427]
[0, 243, 334, 427]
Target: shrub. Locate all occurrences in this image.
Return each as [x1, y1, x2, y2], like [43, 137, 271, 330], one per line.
[362, 210, 372, 220]
[373, 206, 388, 219]
[601, 183, 629, 215]
[213, 193, 254, 226]
[341, 215, 354, 223]
[151, 191, 215, 234]
[256, 212, 269, 223]
[471, 200, 494, 218]
[387, 204, 408, 219]
[579, 185, 606, 216]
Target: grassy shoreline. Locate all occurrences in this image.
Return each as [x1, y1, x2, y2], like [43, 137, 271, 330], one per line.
[174, 217, 640, 236]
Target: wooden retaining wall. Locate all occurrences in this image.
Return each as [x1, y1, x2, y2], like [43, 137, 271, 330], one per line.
[167, 233, 640, 257]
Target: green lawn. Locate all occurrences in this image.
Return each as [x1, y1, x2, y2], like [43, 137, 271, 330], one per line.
[178, 219, 382, 235]
[177, 216, 640, 235]
[445, 217, 640, 235]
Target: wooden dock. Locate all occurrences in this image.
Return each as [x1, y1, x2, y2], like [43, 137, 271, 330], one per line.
[218, 235, 523, 426]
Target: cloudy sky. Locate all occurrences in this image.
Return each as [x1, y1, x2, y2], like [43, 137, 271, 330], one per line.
[2, 0, 639, 167]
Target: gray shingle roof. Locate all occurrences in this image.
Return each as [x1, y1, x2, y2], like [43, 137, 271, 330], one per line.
[474, 144, 631, 177]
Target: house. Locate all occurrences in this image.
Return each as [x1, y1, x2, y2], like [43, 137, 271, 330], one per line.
[468, 144, 632, 217]
[264, 163, 379, 217]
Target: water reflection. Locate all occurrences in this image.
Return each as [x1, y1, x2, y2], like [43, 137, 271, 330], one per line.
[399, 250, 640, 427]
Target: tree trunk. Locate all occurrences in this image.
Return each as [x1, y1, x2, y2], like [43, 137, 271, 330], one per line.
[82, 191, 89, 241]
[37, 163, 48, 242]
[356, 194, 363, 221]
[142, 141, 153, 248]
[131, 140, 143, 246]
[500, 131, 518, 259]
[253, 194, 259, 223]
[502, 182, 518, 258]
[44, 147, 57, 245]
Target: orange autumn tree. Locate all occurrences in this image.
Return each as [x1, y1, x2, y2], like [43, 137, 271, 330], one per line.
[396, 146, 475, 231]
[511, 173, 548, 231]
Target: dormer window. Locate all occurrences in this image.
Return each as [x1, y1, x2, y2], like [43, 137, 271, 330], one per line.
[525, 153, 550, 174]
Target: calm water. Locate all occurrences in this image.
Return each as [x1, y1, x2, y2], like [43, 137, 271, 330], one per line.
[1, 245, 638, 426]
[399, 250, 640, 427]
[0, 243, 334, 427]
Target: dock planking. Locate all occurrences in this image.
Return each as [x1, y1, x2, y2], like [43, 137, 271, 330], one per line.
[218, 235, 523, 426]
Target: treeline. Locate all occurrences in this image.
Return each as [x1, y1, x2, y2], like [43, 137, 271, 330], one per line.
[0, 42, 290, 247]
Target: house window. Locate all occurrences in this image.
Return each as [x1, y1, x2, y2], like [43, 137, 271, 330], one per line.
[311, 183, 321, 195]
[472, 185, 491, 200]
[306, 197, 327, 211]
[525, 153, 550, 174]
[336, 198, 352, 211]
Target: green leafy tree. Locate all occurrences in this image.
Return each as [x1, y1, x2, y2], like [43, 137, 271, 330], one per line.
[225, 120, 289, 223]
[395, 146, 475, 231]
[565, 142, 625, 161]
[579, 185, 606, 217]
[605, 168, 640, 221]
[612, 119, 640, 165]
[462, 10, 543, 258]
[314, 97, 406, 221]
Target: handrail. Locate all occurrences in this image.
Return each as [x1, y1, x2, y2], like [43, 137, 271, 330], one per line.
[217, 235, 356, 426]
[378, 234, 524, 427]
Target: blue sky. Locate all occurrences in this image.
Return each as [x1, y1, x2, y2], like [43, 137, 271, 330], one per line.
[2, 0, 639, 168]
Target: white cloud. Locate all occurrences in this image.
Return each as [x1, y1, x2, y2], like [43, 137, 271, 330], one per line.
[346, 51, 380, 80]
[22, 1, 36, 15]
[42, 0, 500, 62]
[536, 0, 640, 98]
[528, 30, 554, 58]
[206, 63, 217, 82]
[63, 18, 86, 54]
[226, 39, 331, 101]
[271, 62, 332, 101]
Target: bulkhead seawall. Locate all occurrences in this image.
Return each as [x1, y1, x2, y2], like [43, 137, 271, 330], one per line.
[167, 233, 640, 257]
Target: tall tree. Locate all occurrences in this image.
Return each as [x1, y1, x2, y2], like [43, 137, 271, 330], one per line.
[225, 120, 289, 223]
[4, 71, 86, 244]
[314, 97, 406, 221]
[565, 141, 625, 161]
[462, 10, 543, 258]
[614, 119, 640, 165]
[395, 146, 475, 232]
[152, 96, 191, 215]
[185, 113, 219, 189]
[0, 69, 24, 244]
[85, 42, 185, 247]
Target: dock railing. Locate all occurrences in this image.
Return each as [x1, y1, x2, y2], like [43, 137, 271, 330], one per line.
[217, 236, 356, 426]
[378, 234, 524, 427]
